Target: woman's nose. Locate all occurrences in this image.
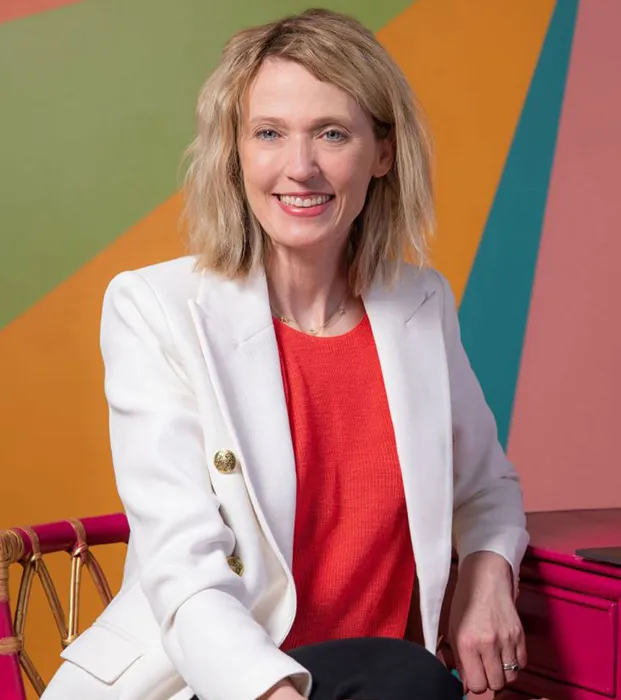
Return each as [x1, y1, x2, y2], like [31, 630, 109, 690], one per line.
[284, 137, 319, 181]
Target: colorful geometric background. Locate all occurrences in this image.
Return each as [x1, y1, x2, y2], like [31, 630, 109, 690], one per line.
[1, 0, 620, 688]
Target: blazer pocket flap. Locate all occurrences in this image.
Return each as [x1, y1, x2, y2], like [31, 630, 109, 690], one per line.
[60, 624, 144, 684]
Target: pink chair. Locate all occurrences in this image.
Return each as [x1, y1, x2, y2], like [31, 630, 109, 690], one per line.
[0, 514, 129, 699]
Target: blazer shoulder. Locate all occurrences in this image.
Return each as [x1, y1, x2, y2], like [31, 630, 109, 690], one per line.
[105, 256, 202, 310]
[101, 257, 206, 365]
[397, 263, 450, 299]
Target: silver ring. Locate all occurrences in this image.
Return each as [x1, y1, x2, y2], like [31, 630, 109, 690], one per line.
[502, 662, 520, 672]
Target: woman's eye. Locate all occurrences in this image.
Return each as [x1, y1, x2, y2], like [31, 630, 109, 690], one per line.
[256, 129, 279, 141]
[323, 129, 346, 143]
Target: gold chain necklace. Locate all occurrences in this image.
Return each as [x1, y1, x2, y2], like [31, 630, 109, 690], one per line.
[271, 292, 348, 336]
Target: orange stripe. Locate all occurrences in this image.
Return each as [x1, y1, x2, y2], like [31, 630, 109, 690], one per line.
[378, 0, 555, 303]
[0, 193, 183, 530]
[0, 194, 183, 684]
[0, 0, 83, 24]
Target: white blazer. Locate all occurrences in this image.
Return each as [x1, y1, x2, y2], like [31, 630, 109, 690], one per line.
[44, 256, 528, 700]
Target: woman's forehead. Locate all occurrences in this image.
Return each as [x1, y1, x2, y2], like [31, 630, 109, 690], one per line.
[243, 59, 363, 125]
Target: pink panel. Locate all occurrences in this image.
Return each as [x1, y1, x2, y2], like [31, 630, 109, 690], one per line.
[508, 0, 621, 511]
[518, 583, 616, 696]
[0, 0, 82, 25]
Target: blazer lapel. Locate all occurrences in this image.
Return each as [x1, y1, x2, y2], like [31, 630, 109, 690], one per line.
[364, 269, 453, 651]
[188, 270, 297, 569]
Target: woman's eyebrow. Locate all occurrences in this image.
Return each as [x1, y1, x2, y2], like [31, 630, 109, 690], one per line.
[248, 115, 353, 129]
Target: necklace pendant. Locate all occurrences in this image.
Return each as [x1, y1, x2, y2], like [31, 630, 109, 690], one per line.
[280, 315, 291, 324]
[308, 329, 318, 335]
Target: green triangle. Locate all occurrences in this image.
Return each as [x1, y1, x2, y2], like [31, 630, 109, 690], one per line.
[0, 0, 413, 330]
[458, 0, 579, 448]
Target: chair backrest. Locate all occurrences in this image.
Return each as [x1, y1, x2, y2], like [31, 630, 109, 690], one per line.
[0, 514, 129, 700]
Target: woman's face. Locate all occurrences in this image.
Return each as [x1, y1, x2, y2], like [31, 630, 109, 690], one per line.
[238, 58, 392, 258]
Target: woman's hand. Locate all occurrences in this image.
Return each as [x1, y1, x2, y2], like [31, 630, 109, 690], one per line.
[259, 679, 306, 700]
[448, 551, 527, 694]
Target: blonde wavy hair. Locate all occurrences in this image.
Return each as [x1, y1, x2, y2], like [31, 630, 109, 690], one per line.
[183, 8, 434, 295]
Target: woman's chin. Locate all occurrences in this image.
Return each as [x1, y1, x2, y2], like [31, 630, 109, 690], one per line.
[265, 221, 338, 248]
[269, 231, 339, 254]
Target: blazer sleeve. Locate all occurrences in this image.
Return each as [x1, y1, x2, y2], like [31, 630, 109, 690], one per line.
[436, 272, 530, 591]
[100, 270, 311, 700]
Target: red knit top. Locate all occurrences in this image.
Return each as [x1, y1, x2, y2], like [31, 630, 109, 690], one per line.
[274, 314, 415, 650]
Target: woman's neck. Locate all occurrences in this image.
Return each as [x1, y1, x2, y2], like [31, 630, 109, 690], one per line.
[266, 246, 359, 336]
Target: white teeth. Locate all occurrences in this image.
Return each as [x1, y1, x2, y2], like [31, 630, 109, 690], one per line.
[278, 194, 331, 208]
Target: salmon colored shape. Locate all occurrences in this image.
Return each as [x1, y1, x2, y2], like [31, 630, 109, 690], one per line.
[508, 0, 621, 512]
[378, 0, 555, 303]
[0, 194, 184, 690]
[0, 0, 82, 24]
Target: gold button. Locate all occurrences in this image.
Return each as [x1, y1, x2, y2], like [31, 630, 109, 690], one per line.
[227, 555, 244, 576]
[213, 449, 236, 474]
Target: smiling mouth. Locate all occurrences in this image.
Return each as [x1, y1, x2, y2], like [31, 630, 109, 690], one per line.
[275, 194, 334, 208]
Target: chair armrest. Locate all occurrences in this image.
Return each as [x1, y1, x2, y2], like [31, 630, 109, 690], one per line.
[0, 513, 129, 700]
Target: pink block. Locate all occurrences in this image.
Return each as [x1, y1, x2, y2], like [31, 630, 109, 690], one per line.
[0, 0, 83, 25]
[508, 0, 621, 512]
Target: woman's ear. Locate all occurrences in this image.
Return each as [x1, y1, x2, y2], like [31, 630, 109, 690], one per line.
[372, 134, 395, 178]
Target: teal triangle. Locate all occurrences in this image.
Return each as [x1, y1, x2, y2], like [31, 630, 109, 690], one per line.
[457, 0, 579, 448]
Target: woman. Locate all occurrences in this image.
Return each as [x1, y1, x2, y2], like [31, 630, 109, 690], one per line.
[43, 8, 528, 700]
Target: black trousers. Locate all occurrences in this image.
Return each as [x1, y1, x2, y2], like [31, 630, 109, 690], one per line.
[191, 637, 463, 699]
